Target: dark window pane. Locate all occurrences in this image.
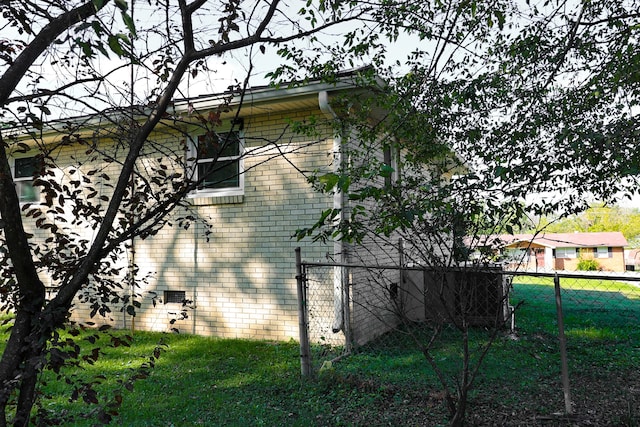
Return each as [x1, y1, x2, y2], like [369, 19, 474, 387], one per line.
[15, 157, 36, 178]
[197, 132, 240, 160]
[198, 160, 239, 189]
[14, 157, 38, 202]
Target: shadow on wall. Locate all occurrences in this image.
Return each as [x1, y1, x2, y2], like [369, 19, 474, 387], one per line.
[72, 125, 333, 340]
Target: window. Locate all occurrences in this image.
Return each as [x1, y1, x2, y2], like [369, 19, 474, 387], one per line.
[594, 246, 612, 259]
[382, 145, 399, 189]
[14, 156, 39, 203]
[383, 146, 393, 188]
[555, 247, 577, 259]
[190, 130, 243, 196]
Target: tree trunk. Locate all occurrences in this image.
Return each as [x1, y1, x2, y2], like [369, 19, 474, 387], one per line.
[449, 397, 467, 427]
[0, 306, 45, 426]
[0, 2, 107, 423]
[14, 356, 42, 427]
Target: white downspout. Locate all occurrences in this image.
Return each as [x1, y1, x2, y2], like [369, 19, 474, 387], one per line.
[319, 91, 347, 334]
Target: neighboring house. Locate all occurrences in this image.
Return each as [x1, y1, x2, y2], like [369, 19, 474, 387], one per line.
[473, 232, 628, 272]
[5, 72, 411, 344]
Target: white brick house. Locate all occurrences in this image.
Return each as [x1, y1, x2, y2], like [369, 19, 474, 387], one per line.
[8, 74, 405, 342]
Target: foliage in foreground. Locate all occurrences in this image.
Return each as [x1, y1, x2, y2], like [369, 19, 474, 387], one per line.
[0, 0, 379, 422]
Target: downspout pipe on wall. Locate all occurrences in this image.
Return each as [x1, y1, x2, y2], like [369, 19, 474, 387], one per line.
[318, 91, 348, 336]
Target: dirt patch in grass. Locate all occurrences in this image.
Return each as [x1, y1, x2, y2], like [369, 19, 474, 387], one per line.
[466, 372, 638, 425]
[316, 368, 639, 426]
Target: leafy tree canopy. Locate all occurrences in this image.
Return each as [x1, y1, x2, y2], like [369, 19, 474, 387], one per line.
[288, 0, 640, 250]
[0, 0, 377, 424]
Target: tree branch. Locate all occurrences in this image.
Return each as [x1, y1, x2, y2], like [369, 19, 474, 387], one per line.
[5, 77, 105, 105]
[0, 0, 109, 106]
[573, 12, 640, 26]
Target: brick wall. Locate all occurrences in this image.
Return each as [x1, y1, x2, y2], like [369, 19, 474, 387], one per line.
[15, 98, 414, 344]
[343, 133, 403, 345]
[556, 247, 626, 272]
[61, 106, 335, 341]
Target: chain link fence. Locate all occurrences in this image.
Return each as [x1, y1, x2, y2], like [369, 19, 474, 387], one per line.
[295, 248, 640, 417]
[297, 259, 517, 371]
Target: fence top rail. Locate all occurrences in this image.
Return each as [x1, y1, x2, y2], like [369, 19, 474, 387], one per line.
[509, 270, 640, 282]
[300, 260, 640, 283]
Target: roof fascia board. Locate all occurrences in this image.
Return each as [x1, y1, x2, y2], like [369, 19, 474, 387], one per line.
[6, 78, 366, 142]
[176, 80, 359, 113]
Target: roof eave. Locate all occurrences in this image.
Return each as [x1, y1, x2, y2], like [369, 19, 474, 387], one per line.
[6, 72, 376, 142]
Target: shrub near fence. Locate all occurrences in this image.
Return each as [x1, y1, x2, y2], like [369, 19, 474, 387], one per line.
[296, 254, 640, 421]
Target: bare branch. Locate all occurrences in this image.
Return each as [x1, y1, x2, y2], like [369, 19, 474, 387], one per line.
[0, 0, 109, 106]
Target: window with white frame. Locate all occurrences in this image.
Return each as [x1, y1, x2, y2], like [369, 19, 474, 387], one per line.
[14, 156, 39, 203]
[594, 246, 612, 258]
[555, 247, 577, 259]
[189, 130, 243, 196]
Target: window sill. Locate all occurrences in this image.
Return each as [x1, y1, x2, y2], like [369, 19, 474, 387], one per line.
[189, 194, 244, 206]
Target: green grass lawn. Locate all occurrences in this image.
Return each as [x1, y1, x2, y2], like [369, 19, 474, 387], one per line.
[512, 274, 640, 296]
[511, 275, 640, 336]
[31, 333, 319, 426]
[0, 276, 638, 426]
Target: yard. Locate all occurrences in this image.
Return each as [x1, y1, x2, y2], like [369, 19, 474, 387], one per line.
[1, 274, 639, 425]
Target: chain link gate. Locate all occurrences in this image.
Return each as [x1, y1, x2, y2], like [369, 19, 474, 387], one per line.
[295, 248, 352, 375]
[295, 247, 513, 375]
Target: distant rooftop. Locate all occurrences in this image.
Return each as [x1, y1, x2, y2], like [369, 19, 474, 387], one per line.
[473, 231, 628, 249]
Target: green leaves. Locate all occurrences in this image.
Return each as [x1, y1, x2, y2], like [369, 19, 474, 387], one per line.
[316, 172, 351, 193]
[114, 0, 128, 11]
[294, 208, 342, 242]
[379, 163, 394, 178]
[75, 0, 136, 59]
[487, 9, 506, 30]
[121, 11, 136, 37]
[76, 30, 132, 59]
[107, 34, 130, 57]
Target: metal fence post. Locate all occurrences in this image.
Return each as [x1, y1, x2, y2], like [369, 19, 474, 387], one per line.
[554, 273, 572, 414]
[398, 238, 404, 309]
[295, 247, 312, 377]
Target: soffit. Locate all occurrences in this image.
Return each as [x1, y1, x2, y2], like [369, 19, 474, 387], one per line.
[213, 94, 321, 119]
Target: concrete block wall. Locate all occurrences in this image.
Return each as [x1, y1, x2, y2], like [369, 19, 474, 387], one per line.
[350, 266, 401, 345]
[342, 133, 404, 345]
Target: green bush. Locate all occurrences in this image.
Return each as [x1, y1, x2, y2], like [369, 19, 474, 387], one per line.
[577, 257, 600, 271]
